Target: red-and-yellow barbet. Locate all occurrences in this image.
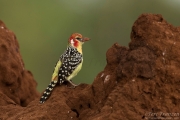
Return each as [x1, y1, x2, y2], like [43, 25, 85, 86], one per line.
[39, 33, 90, 103]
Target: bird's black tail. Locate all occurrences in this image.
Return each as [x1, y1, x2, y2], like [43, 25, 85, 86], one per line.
[39, 80, 58, 103]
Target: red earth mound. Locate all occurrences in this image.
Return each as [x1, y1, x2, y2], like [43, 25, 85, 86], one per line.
[0, 14, 180, 120]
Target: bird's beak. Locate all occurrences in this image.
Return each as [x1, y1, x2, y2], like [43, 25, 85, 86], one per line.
[82, 37, 90, 42]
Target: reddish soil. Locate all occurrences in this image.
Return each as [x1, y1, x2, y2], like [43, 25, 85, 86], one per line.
[0, 14, 180, 120]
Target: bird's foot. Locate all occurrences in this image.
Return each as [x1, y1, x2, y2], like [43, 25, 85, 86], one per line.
[66, 80, 80, 89]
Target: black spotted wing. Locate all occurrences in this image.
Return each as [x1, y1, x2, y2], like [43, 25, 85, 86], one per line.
[57, 46, 82, 84]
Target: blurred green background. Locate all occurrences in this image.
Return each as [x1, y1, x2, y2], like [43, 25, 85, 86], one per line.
[0, 0, 180, 92]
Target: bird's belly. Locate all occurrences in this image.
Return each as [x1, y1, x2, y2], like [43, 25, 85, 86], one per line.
[66, 62, 83, 81]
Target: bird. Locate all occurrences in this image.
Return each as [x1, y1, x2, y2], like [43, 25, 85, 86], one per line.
[39, 33, 90, 103]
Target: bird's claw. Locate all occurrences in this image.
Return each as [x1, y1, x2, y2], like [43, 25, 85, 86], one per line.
[66, 84, 79, 89]
[66, 80, 81, 89]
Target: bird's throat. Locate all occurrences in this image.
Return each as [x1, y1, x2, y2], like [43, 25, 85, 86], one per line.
[77, 44, 82, 54]
[73, 41, 83, 54]
[68, 43, 83, 54]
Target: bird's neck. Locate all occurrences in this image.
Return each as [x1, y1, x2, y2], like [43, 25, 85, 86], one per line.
[76, 44, 83, 54]
[68, 43, 83, 54]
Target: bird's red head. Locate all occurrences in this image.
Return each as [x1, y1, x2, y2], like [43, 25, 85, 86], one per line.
[68, 33, 90, 48]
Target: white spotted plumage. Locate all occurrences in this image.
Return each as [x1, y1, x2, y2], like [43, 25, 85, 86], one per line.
[39, 33, 89, 104]
[39, 46, 83, 104]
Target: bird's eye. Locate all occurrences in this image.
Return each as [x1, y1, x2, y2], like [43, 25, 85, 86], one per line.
[76, 37, 82, 41]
